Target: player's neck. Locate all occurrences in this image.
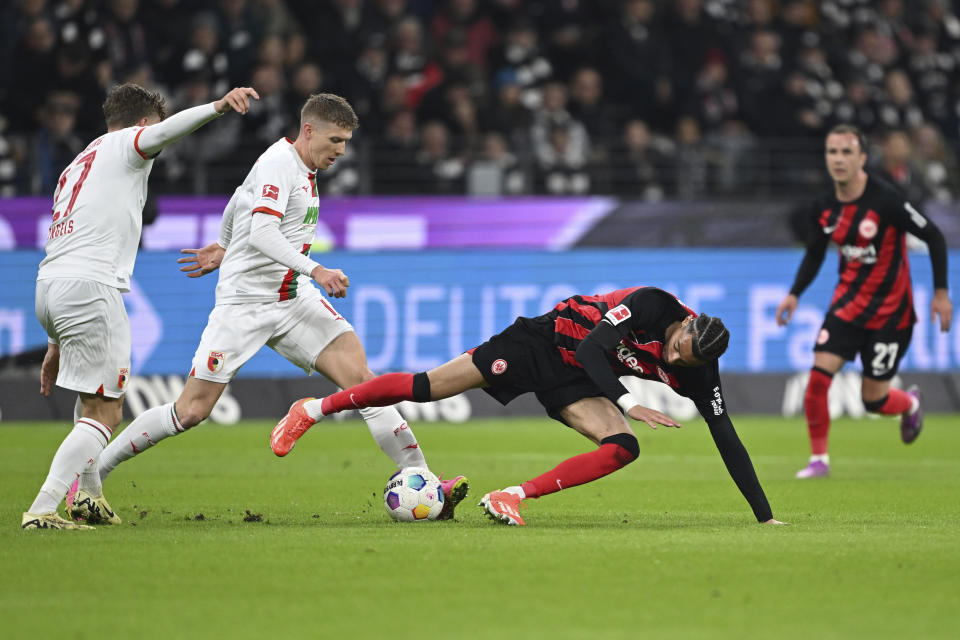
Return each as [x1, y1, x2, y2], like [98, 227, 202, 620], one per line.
[292, 137, 318, 172]
[834, 170, 868, 202]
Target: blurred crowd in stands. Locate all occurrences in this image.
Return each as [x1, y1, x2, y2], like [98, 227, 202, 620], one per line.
[3, 0, 960, 201]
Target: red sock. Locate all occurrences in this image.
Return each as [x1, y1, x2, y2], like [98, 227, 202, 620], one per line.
[320, 373, 414, 415]
[874, 389, 913, 415]
[805, 368, 833, 455]
[520, 442, 635, 499]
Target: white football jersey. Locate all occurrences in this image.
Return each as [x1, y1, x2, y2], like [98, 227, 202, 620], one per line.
[216, 138, 320, 304]
[37, 127, 154, 291]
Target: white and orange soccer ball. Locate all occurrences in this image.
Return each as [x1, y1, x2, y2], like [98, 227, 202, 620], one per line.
[383, 467, 444, 522]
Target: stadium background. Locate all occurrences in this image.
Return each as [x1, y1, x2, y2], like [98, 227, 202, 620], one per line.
[1, 0, 959, 422]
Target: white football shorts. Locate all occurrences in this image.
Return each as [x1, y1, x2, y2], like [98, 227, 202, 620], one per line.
[190, 286, 353, 383]
[35, 278, 131, 398]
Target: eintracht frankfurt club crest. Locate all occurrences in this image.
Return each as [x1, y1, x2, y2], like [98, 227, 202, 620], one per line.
[207, 351, 225, 373]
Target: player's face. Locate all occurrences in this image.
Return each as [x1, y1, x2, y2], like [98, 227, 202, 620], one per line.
[824, 133, 865, 184]
[665, 318, 704, 368]
[305, 120, 353, 171]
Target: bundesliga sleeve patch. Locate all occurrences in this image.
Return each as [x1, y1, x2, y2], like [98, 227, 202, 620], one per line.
[262, 184, 279, 200]
[604, 304, 632, 325]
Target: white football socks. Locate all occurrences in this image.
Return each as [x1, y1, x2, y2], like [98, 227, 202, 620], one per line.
[98, 402, 183, 482]
[303, 398, 325, 419]
[359, 405, 427, 469]
[29, 418, 111, 514]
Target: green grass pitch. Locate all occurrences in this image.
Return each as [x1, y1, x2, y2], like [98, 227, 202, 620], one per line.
[2, 414, 958, 639]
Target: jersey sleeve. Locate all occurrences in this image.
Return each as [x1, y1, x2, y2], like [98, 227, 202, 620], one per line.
[217, 188, 240, 249]
[575, 289, 684, 407]
[134, 102, 221, 159]
[249, 159, 292, 220]
[686, 366, 774, 522]
[788, 200, 829, 297]
[885, 198, 949, 290]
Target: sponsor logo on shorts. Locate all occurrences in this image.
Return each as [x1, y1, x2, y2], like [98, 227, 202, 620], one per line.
[605, 304, 632, 325]
[858, 218, 878, 239]
[262, 184, 279, 200]
[207, 351, 225, 373]
[817, 329, 830, 345]
[491, 359, 508, 375]
[118, 367, 129, 390]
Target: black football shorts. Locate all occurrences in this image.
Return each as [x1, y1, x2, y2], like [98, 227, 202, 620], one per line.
[813, 313, 913, 380]
[471, 315, 607, 423]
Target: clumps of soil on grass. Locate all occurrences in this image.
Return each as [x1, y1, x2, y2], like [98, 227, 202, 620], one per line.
[242, 510, 263, 522]
[193, 513, 206, 521]
[139, 510, 148, 519]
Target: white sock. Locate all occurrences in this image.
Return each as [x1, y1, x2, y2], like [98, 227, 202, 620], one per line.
[810, 454, 830, 464]
[358, 406, 427, 469]
[501, 485, 526, 498]
[98, 402, 183, 482]
[29, 419, 111, 514]
[304, 398, 324, 420]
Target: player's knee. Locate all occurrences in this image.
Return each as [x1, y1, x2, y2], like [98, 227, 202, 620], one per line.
[862, 395, 888, 413]
[601, 432, 640, 464]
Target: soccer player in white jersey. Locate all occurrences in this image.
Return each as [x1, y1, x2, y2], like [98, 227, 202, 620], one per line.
[84, 94, 469, 523]
[23, 83, 259, 530]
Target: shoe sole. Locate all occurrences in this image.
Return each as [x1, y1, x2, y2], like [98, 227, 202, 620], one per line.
[437, 478, 470, 520]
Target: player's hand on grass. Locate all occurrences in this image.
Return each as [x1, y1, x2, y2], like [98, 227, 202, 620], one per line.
[40, 343, 60, 397]
[312, 266, 350, 298]
[775, 294, 798, 327]
[764, 519, 788, 525]
[627, 405, 682, 430]
[214, 87, 260, 115]
[931, 288, 952, 332]
[178, 243, 225, 278]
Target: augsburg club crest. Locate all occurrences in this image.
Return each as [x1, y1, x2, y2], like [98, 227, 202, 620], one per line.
[207, 351, 225, 373]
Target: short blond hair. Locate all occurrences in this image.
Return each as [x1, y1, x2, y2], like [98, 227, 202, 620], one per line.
[301, 93, 359, 130]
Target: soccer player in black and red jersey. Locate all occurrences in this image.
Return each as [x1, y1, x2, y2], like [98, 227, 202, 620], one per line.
[271, 286, 784, 526]
[776, 124, 953, 479]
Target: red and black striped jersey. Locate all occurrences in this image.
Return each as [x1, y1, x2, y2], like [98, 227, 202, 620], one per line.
[790, 175, 948, 330]
[543, 287, 725, 415]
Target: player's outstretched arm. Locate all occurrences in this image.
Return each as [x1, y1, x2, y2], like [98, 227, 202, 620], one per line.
[764, 519, 788, 525]
[931, 288, 953, 332]
[40, 343, 60, 397]
[178, 243, 225, 278]
[137, 87, 259, 157]
[311, 266, 350, 298]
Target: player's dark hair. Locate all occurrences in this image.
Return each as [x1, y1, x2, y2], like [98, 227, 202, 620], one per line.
[301, 93, 359, 130]
[687, 314, 730, 362]
[102, 83, 167, 129]
[827, 124, 868, 155]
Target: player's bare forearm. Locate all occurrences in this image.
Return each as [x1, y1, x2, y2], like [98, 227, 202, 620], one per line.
[931, 288, 953, 332]
[178, 243, 225, 278]
[40, 343, 60, 397]
[214, 87, 260, 115]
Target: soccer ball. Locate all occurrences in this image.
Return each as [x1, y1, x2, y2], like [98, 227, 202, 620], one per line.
[383, 467, 444, 522]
